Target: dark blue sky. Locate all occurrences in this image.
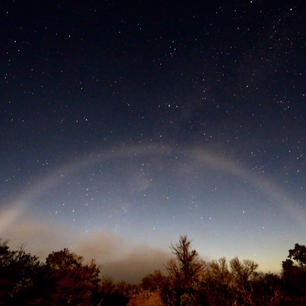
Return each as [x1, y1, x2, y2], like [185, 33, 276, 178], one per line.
[0, 0, 305, 278]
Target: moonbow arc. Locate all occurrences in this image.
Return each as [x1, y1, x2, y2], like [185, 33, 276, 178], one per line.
[0, 143, 305, 233]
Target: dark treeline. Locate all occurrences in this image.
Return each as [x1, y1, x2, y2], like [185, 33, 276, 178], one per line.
[0, 236, 305, 306]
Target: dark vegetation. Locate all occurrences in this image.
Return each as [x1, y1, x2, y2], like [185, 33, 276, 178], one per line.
[0, 237, 305, 306]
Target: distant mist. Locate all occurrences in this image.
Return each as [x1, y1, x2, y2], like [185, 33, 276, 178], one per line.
[1, 217, 170, 282]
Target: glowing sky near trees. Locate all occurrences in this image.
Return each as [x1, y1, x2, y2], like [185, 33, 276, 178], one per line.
[0, 0, 305, 281]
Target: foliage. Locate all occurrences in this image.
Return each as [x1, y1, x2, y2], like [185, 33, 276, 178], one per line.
[288, 243, 306, 268]
[0, 239, 41, 305]
[97, 278, 134, 306]
[161, 235, 203, 306]
[45, 248, 100, 306]
[0, 238, 305, 306]
[141, 270, 166, 291]
[282, 243, 306, 299]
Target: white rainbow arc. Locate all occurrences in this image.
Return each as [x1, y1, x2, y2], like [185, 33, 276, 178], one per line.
[0, 143, 305, 234]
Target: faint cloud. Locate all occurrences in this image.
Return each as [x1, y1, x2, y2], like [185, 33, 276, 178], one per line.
[1, 217, 72, 258]
[1, 216, 170, 282]
[75, 231, 128, 263]
[101, 245, 170, 283]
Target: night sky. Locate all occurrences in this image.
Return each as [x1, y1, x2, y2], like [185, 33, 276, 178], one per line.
[0, 0, 305, 280]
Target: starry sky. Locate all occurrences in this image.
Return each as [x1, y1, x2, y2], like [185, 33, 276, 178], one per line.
[0, 0, 305, 280]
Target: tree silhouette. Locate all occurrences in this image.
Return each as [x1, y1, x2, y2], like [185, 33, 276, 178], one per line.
[202, 258, 234, 306]
[0, 237, 305, 306]
[168, 235, 202, 286]
[98, 278, 135, 306]
[45, 248, 100, 306]
[229, 257, 258, 306]
[162, 235, 203, 306]
[288, 243, 306, 269]
[141, 270, 166, 291]
[0, 240, 42, 305]
[282, 243, 306, 299]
